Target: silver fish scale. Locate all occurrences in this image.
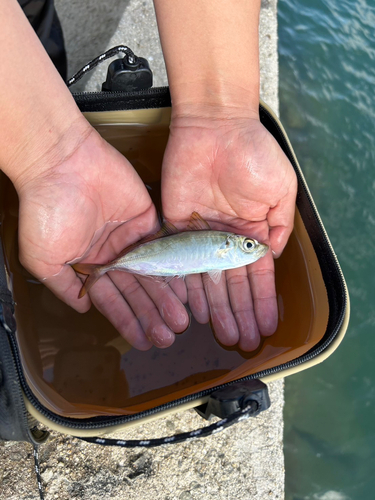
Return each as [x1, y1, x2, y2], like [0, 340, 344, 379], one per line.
[109, 230, 266, 277]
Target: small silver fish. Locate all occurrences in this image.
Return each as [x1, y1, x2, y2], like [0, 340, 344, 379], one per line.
[72, 212, 268, 298]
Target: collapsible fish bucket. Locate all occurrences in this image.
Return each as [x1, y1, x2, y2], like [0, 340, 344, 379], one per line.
[0, 48, 349, 447]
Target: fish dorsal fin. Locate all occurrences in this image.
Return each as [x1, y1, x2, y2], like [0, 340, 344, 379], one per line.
[117, 220, 179, 258]
[141, 220, 179, 242]
[117, 240, 143, 258]
[187, 212, 211, 231]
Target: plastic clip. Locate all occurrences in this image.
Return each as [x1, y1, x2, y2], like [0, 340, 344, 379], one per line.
[102, 55, 153, 92]
[195, 379, 271, 420]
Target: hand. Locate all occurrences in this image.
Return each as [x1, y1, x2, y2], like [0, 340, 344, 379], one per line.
[162, 112, 297, 351]
[16, 127, 189, 350]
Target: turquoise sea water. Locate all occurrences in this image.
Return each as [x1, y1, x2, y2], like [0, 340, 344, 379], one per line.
[278, 0, 375, 498]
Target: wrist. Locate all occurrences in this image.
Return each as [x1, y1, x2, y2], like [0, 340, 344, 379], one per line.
[153, 0, 261, 122]
[170, 80, 260, 123]
[0, 0, 94, 193]
[170, 85, 260, 133]
[3, 112, 93, 194]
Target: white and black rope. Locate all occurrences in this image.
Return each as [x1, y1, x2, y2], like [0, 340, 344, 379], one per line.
[33, 445, 45, 500]
[30, 403, 257, 499]
[80, 403, 257, 448]
[67, 45, 138, 88]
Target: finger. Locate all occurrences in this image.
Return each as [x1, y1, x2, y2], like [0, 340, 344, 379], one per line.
[247, 250, 278, 337]
[269, 225, 292, 258]
[36, 264, 92, 314]
[203, 272, 239, 346]
[186, 274, 210, 324]
[268, 182, 297, 257]
[87, 273, 152, 351]
[226, 267, 260, 352]
[168, 276, 188, 304]
[137, 276, 189, 333]
[110, 271, 176, 348]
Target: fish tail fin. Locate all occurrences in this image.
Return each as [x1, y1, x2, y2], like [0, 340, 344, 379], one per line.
[71, 263, 106, 298]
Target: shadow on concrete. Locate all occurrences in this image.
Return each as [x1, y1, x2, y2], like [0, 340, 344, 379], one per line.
[55, 0, 131, 89]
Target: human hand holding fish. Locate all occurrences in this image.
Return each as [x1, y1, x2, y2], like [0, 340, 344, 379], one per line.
[70, 114, 297, 353]
[161, 112, 298, 351]
[0, 3, 191, 352]
[151, 0, 297, 350]
[14, 127, 190, 351]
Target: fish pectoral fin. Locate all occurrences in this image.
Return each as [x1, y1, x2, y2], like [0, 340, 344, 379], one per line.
[207, 269, 222, 285]
[187, 212, 211, 231]
[216, 248, 231, 258]
[216, 236, 234, 258]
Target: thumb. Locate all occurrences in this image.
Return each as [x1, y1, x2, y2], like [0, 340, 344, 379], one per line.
[267, 190, 296, 258]
[269, 225, 293, 258]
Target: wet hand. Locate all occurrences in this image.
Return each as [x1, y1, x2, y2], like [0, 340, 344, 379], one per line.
[16, 127, 189, 350]
[162, 112, 297, 351]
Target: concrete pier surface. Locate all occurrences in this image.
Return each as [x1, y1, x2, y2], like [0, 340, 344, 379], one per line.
[0, 1, 284, 498]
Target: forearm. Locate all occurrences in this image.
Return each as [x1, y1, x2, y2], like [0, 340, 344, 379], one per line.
[153, 0, 261, 119]
[0, 0, 90, 191]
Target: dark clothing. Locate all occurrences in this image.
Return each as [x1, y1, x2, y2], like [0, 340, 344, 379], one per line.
[18, 0, 67, 80]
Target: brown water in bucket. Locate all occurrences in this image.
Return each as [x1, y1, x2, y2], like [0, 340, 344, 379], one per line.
[0, 111, 329, 418]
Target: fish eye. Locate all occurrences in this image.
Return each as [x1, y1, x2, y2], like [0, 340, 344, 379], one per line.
[243, 239, 254, 251]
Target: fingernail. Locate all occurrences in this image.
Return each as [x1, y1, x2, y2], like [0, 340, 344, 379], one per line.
[151, 326, 174, 348]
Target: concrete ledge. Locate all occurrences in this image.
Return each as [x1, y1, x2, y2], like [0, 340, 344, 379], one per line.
[0, 1, 284, 498]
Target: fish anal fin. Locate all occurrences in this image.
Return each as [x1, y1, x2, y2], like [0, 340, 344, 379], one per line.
[187, 212, 211, 231]
[138, 274, 184, 288]
[207, 269, 222, 285]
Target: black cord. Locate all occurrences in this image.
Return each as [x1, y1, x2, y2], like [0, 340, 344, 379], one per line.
[79, 403, 257, 448]
[33, 445, 45, 500]
[67, 45, 138, 88]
